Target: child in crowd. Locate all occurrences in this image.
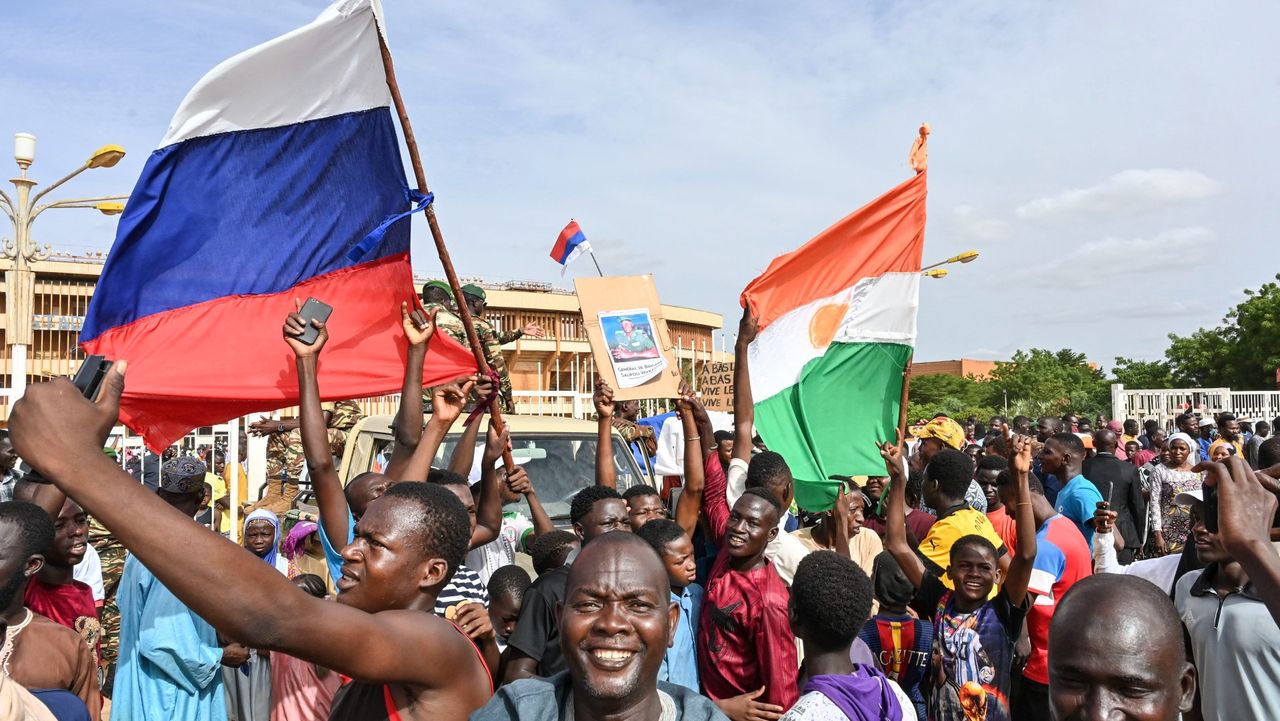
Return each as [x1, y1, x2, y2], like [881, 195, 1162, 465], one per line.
[16, 482, 101, 664]
[784, 550, 916, 720]
[528, 530, 578, 577]
[486, 565, 531, 653]
[859, 552, 933, 721]
[269, 574, 341, 721]
[636, 518, 703, 692]
[881, 436, 1038, 721]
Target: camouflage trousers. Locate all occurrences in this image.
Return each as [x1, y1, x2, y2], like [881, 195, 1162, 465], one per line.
[90, 532, 126, 668]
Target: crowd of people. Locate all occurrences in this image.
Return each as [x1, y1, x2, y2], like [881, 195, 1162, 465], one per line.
[2, 292, 1280, 721]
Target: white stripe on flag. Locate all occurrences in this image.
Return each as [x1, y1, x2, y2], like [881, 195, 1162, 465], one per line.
[748, 272, 919, 402]
[160, 0, 390, 148]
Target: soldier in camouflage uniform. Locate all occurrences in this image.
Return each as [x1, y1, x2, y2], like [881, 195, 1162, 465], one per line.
[89, 515, 125, 690]
[612, 398, 659, 472]
[420, 280, 468, 346]
[246, 400, 364, 517]
[460, 283, 546, 414]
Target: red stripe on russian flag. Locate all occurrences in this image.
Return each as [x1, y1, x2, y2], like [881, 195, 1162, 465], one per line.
[82, 253, 478, 450]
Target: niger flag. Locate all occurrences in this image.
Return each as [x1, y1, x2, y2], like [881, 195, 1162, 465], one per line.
[741, 170, 926, 510]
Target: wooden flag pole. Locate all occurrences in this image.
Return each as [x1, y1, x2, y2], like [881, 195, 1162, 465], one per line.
[375, 31, 515, 468]
[897, 354, 914, 446]
[897, 123, 929, 447]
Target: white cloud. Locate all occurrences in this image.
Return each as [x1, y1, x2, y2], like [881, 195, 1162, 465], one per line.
[1030, 226, 1214, 290]
[949, 205, 1011, 241]
[1015, 169, 1224, 219]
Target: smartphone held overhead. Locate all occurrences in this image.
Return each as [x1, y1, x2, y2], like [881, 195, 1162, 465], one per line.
[296, 298, 333, 345]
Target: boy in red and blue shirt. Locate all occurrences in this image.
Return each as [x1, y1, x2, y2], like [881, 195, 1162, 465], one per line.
[996, 468, 1091, 721]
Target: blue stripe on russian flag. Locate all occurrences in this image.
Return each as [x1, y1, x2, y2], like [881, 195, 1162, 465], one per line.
[82, 107, 409, 342]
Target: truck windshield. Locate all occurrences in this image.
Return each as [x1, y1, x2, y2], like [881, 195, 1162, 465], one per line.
[370, 432, 642, 523]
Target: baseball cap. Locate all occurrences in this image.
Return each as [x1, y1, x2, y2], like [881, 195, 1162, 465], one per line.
[1198, 417, 1215, 428]
[909, 417, 965, 450]
[461, 283, 486, 300]
[1174, 488, 1204, 506]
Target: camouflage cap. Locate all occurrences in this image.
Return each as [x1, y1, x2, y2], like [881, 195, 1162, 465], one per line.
[160, 456, 207, 494]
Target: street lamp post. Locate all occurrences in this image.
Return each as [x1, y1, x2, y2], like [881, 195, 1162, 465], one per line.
[0, 133, 126, 401]
[921, 250, 980, 272]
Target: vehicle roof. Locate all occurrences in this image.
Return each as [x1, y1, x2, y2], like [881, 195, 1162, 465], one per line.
[354, 414, 603, 436]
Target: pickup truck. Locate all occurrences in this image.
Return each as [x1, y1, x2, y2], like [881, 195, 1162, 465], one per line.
[335, 414, 647, 528]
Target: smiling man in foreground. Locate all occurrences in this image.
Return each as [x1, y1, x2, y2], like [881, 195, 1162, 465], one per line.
[474, 532, 726, 720]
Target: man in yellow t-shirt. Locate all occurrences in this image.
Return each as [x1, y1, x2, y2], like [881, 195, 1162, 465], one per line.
[207, 449, 249, 537]
[917, 447, 1008, 596]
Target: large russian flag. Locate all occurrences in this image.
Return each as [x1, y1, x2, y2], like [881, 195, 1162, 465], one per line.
[81, 0, 476, 450]
[741, 171, 926, 510]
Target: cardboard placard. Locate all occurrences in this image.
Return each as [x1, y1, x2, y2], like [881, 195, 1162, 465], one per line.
[697, 361, 735, 411]
[575, 275, 682, 401]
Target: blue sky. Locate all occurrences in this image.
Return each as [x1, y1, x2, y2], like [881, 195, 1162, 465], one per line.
[3, 1, 1277, 366]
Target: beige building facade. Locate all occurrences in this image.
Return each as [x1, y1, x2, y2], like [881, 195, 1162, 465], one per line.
[0, 254, 725, 420]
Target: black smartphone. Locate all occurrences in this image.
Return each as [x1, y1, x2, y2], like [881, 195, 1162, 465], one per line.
[296, 298, 333, 345]
[72, 355, 112, 399]
[1202, 482, 1219, 534]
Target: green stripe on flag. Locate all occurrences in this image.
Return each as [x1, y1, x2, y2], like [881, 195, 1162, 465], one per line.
[755, 341, 912, 511]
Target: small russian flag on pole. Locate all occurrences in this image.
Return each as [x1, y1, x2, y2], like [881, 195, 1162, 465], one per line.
[550, 220, 593, 274]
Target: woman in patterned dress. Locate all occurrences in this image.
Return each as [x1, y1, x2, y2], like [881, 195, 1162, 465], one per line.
[1149, 433, 1201, 555]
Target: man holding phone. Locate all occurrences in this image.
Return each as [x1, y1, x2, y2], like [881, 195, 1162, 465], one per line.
[1175, 456, 1280, 720]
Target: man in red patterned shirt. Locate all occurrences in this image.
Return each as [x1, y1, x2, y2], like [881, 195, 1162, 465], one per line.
[698, 446, 799, 712]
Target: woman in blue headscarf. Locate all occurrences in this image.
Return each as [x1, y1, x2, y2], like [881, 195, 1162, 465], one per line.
[242, 509, 289, 575]
[224, 509, 288, 720]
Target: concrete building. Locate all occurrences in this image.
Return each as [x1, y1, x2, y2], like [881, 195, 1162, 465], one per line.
[910, 358, 998, 380]
[0, 253, 725, 420]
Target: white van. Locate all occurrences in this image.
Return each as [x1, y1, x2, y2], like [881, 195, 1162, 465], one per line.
[336, 415, 648, 527]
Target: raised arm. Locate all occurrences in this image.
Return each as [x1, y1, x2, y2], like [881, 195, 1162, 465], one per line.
[393, 376, 477, 482]
[8, 370, 478, 690]
[732, 306, 757, 463]
[383, 303, 433, 479]
[447, 414, 483, 477]
[284, 307, 349, 550]
[594, 379, 617, 488]
[1003, 435, 1039, 606]
[470, 422, 507, 550]
[880, 438, 925, 589]
[1202, 458, 1280, 627]
[673, 387, 706, 538]
[505, 465, 555, 542]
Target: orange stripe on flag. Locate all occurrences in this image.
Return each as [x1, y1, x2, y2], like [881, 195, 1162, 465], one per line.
[740, 171, 927, 332]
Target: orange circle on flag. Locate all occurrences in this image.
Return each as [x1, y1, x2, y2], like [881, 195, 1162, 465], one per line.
[809, 303, 848, 349]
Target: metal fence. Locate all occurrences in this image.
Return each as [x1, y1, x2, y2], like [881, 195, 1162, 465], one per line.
[1111, 383, 1280, 427]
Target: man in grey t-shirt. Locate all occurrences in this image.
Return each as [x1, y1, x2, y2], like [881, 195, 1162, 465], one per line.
[473, 533, 726, 721]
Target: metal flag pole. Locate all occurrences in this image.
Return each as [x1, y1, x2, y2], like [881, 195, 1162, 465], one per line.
[374, 28, 515, 469]
[587, 247, 605, 277]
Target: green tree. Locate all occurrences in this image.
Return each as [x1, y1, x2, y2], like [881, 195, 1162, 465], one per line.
[1111, 357, 1174, 389]
[986, 348, 1110, 419]
[1165, 274, 1280, 389]
[906, 373, 997, 425]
